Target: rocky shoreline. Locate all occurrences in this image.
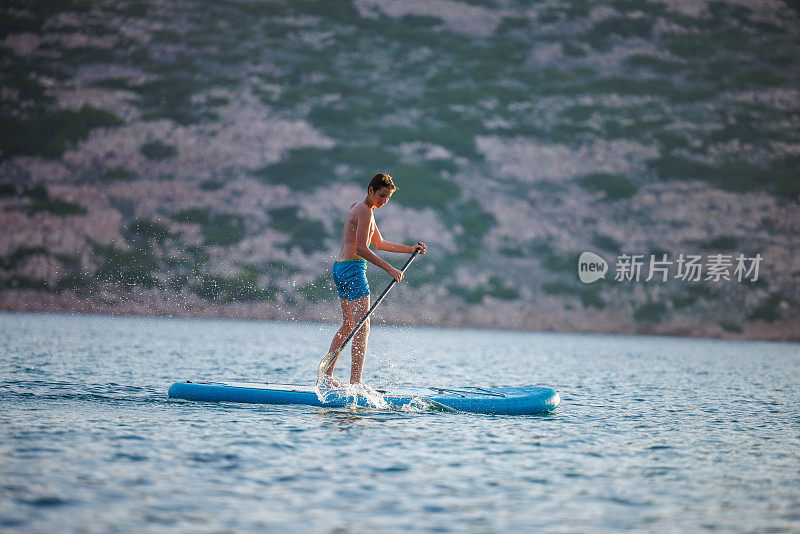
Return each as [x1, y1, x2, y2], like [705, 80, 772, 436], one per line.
[3, 289, 798, 343]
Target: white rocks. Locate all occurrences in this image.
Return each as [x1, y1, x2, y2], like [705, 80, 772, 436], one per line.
[729, 88, 800, 113]
[61, 85, 335, 182]
[476, 136, 659, 184]
[354, 0, 505, 37]
[2, 33, 41, 56]
[664, 0, 793, 28]
[0, 208, 122, 257]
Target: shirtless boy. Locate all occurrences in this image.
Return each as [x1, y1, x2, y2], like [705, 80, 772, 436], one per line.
[322, 173, 426, 385]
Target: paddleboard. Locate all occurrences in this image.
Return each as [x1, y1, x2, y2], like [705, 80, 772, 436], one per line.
[168, 381, 559, 415]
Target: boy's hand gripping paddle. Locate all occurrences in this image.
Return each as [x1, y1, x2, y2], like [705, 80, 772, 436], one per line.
[317, 248, 421, 382]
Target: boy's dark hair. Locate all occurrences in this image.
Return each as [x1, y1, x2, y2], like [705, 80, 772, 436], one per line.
[368, 173, 397, 193]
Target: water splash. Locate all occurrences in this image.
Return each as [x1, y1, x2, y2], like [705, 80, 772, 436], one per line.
[398, 396, 431, 412]
[399, 396, 457, 413]
[315, 376, 388, 409]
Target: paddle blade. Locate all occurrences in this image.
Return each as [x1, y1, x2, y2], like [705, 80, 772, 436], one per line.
[317, 346, 343, 382]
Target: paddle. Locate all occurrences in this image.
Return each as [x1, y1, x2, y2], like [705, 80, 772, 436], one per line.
[317, 247, 421, 382]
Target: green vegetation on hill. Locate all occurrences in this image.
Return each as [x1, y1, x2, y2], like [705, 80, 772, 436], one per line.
[651, 155, 800, 199]
[191, 271, 280, 302]
[100, 167, 138, 182]
[1, 247, 50, 270]
[253, 146, 400, 190]
[7, 0, 794, 201]
[542, 280, 606, 309]
[172, 208, 247, 246]
[27, 197, 87, 216]
[298, 275, 336, 302]
[125, 219, 171, 249]
[450, 276, 519, 304]
[140, 141, 178, 161]
[0, 106, 123, 160]
[634, 301, 668, 322]
[92, 217, 281, 302]
[578, 173, 638, 200]
[95, 244, 160, 289]
[671, 284, 717, 309]
[390, 164, 461, 210]
[747, 292, 786, 322]
[1, 0, 798, 329]
[0, 183, 90, 216]
[268, 206, 328, 254]
[442, 199, 496, 259]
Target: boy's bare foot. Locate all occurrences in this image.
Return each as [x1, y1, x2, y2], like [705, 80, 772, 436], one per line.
[319, 375, 341, 387]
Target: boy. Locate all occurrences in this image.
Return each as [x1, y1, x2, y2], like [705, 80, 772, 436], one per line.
[321, 173, 426, 385]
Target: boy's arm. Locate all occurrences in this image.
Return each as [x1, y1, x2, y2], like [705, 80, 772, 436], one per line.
[355, 209, 403, 281]
[371, 225, 425, 254]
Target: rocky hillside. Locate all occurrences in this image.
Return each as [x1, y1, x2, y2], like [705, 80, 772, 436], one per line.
[1, 0, 799, 340]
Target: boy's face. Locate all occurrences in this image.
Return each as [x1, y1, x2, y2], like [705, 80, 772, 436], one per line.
[369, 186, 394, 208]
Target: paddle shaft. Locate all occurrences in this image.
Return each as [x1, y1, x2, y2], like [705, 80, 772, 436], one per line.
[336, 247, 420, 351]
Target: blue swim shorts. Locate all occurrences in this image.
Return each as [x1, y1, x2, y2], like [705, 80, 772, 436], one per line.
[331, 259, 370, 301]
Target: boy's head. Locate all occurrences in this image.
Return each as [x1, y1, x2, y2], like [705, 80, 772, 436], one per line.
[368, 173, 397, 195]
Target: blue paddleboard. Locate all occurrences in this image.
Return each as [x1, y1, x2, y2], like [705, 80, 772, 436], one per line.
[168, 381, 559, 415]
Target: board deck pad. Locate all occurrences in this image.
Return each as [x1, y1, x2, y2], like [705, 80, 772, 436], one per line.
[168, 381, 560, 415]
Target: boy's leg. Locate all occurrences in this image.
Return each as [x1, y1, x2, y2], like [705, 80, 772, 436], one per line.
[349, 294, 370, 384]
[323, 299, 354, 380]
[328, 298, 354, 353]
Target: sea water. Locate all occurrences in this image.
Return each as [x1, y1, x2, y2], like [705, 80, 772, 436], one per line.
[1, 312, 798, 532]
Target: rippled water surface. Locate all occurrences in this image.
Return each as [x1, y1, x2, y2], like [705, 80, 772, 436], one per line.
[1, 312, 799, 532]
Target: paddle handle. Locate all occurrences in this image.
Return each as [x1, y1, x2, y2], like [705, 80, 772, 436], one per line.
[336, 247, 420, 351]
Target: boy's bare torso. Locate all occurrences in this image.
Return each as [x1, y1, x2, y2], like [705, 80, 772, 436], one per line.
[337, 201, 374, 261]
